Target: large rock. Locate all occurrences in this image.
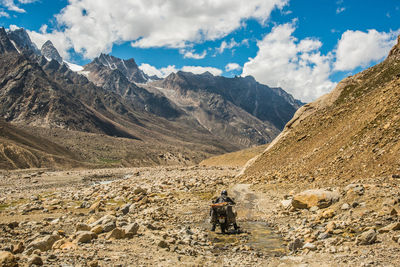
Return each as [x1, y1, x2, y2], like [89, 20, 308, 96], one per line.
[27, 234, 61, 252]
[356, 229, 377, 245]
[89, 214, 116, 228]
[74, 231, 97, 244]
[0, 251, 17, 267]
[106, 228, 125, 240]
[124, 223, 139, 237]
[288, 238, 303, 252]
[292, 189, 340, 209]
[28, 255, 43, 266]
[52, 239, 75, 250]
[76, 223, 91, 232]
[378, 222, 400, 233]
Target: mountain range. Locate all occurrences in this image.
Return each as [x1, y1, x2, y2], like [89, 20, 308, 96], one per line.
[0, 27, 302, 169]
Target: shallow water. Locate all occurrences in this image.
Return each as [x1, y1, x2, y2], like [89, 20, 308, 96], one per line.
[206, 221, 286, 255]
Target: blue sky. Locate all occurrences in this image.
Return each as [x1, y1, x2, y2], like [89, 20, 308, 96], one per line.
[0, 0, 399, 102]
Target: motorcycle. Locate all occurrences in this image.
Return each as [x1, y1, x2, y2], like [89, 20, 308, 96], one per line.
[210, 202, 237, 234]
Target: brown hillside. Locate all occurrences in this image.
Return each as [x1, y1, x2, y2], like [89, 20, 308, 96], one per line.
[0, 119, 84, 169]
[241, 36, 400, 185]
[200, 144, 269, 167]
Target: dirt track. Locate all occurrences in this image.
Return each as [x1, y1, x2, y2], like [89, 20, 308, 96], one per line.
[1, 166, 399, 266]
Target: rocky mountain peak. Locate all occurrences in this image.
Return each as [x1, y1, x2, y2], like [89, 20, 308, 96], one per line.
[88, 53, 149, 83]
[41, 40, 63, 64]
[0, 27, 18, 54]
[7, 27, 40, 54]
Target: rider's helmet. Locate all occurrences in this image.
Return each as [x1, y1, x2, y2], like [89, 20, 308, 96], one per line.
[221, 190, 228, 196]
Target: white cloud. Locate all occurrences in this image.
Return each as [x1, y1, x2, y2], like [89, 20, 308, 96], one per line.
[225, 63, 241, 71]
[0, 0, 37, 13]
[139, 63, 177, 78]
[334, 29, 399, 71]
[27, 28, 73, 60]
[181, 49, 207, 59]
[0, 10, 10, 17]
[336, 7, 345, 14]
[140, 63, 222, 77]
[181, 66, 223, 76]
[242, 22, 336, 102]
[217, 39, 239, 54]
[8, 24, 20, 30]
[1, 0, 26, 12]
[17, 0, 38, 3]
[216, 38, 249, 54]
[31, 0, 287, 59]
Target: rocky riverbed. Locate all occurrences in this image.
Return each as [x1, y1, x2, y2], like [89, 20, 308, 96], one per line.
[0, 166, 400, 266]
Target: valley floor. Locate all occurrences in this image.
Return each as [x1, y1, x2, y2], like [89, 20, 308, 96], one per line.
[0, 166, 399, 266]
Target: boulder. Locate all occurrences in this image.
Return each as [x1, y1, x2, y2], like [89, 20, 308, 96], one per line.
[12, 241, 24, 254]
[356, 229, 377, 245]
[302, 242, 317, 251]
[326, 221, 336, 233]
[345, 184, 364, 195]
[89, 214, 116, 228]
[292, 189, 340, 209]
[134, 187, 147, 195]
[106, 228, 125, 240]
[91, 225, 103, 235]
[280, 199, 292, 209]
[341, 203, 350, 210]
[103, 222, 116, 233]
[28, 255, 43, 266]
[288, 238, 303, 252]
[0, 251, 17, 266]
[76, 223, 91, 232]
[27, 234, 61, 252]
[158, 240, 169, 249]
[124, 223, 139, 237]
[121, 203, 131, 215]
[378, 222, 400, 233]
[74, 231, 96, 244]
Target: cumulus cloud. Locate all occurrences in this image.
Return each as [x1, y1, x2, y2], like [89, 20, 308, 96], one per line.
[217, 38, 239, 54]
[30, 0, 287, 58]
[225, 63, 241, 71]
[1, 0, 26, 12]
[216, 38, 249, 54]
[181, 49, 207, 59]
[140, 63, 222, 77]
[0, 0, 37, 13]
[27, 27, 73, 59]
[242, 22, 336, 102]
[139, 63, 177, 78]
[334, 29, 399, 71]
[0, 10, 9, 17]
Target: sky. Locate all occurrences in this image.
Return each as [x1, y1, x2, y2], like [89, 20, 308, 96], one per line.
[0, 0, 399, 102]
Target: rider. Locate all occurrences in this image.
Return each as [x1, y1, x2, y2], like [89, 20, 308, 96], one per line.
[211, 190, 238, 231]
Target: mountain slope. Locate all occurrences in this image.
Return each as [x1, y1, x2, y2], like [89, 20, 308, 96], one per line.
[155, 71, 302, 130]
[0, 118, 83, 169]
[200, 144, 269, 168]
[241, 35, 400, 184]
[148, 71, 302, 147]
